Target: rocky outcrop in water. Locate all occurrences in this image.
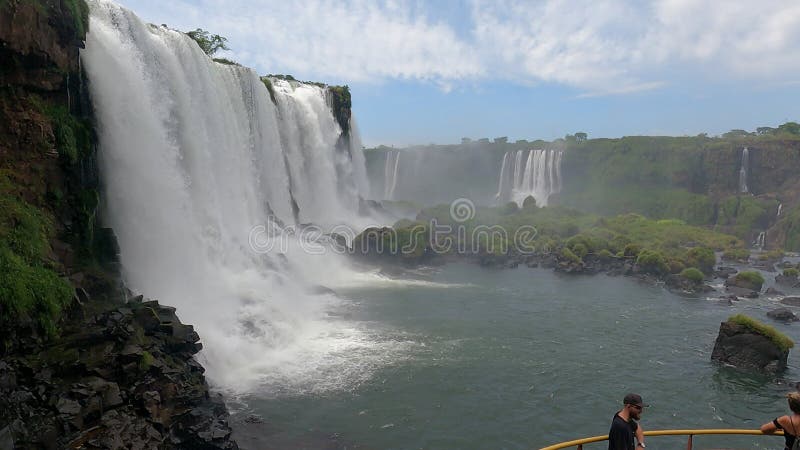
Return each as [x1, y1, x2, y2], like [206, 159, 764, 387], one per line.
[711, 319, 790, 374]
[0, 297, 237, 449]
[767, 308, 799, 323]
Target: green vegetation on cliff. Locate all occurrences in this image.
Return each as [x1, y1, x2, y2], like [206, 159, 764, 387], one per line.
[185, 28, 229, 56]
[0, 174, 73, 341]
[729, 314, 794, 352]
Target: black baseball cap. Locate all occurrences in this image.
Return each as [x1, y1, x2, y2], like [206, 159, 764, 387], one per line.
[624, 393, 649, 407]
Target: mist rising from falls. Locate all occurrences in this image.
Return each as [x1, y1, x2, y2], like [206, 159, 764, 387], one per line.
[739, 147, 749, 193]
[82, 0, 390, 393]
[496, 149, 563, 206]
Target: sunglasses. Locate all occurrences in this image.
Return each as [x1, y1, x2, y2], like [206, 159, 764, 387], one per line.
[630, 404, 643, 410]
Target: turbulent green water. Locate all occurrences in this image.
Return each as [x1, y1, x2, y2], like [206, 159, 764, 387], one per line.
[232, 263, 800, 449]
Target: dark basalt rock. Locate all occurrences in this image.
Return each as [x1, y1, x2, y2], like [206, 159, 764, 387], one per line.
[0, 299, 238, 449]
[767, 308, 799, 322]
[665, 274, 714, 295]
[781, 297, 800, 307]
[715, 266, 738, 279]
[725, 273, 763, 293]
[725, 285, 759, 298]
[711, 321, 789, 374]
[766, 287, 786, 296]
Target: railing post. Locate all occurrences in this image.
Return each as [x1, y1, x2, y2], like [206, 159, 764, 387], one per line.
[686, 434, 693, 450]
[577, 445, 582, 450]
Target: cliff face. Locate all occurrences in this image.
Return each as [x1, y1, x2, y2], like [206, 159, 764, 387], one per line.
[0, 0, 86, 90]
[0, 1, 238, 448]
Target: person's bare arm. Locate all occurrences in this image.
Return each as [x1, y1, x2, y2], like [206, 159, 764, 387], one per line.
[761, 416, 783, 433]
[636, 424, 645, 446]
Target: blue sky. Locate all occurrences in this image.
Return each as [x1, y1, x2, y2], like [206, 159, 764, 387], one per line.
[115, 0, 800, 147]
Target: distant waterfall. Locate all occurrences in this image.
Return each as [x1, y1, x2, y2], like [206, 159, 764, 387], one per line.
[778, 203, 783, 217]
[83, 0, 387, 392]
[739, 147, 749, 193]
[754, 231, 766, 250]
[496, 149, 563, 206]
[383, 150, 401, 200]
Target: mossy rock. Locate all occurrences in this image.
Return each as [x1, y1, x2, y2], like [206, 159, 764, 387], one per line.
[730, 271, 765, 291]
[728, 314, 794, 352]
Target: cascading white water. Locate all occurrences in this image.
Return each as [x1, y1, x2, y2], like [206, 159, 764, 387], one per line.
[494, 152, 512, 199]
[739, 147, 749, 193]
[496, 149, 563, 206]
[81, 0, 395, 394]
[383, 150, 401, 200]
[754, 231, 766, 250]
[778, 203, 783, 217]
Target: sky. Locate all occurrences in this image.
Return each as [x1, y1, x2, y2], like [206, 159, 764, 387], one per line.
[115, 0, 800, 147]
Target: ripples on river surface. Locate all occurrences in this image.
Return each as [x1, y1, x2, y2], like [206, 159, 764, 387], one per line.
[230, 263, 800, 449]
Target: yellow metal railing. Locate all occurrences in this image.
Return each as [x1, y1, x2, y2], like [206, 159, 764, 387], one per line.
[540, 428, 785, 450]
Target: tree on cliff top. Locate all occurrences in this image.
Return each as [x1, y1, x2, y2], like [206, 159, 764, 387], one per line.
[186, 28, 229, 56]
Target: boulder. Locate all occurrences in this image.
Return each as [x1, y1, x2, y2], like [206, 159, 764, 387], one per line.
[766, 287, 786, 296]
[711, 319, 790, 374]
[715, 266, 737, 279]
[725, 271, 765, 292]
[666, 274, 714, 294]
[776, 274, 799, 286]
[767, 308, 799, 322]
[781, 297, 800, 307]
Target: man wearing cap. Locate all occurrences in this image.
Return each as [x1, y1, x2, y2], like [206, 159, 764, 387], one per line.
[608, 393, 647, 450]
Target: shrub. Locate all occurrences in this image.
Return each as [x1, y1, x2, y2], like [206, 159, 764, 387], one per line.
[668, 259, 686, 274]
[500, 202, 519, 215]
[722, 248, 750, 262]
[213, 57, 240, 66]
[783, 268, 799, 278]
[186, 28, 229, 56]
[759, 249, 784, 261]
[560, 247, 582, 265]
[686, 247, 716, 274]
[636, 249, 669, 275]
[729, 314, 794, 352]
[623, 243, 641, 258]
[680, 267, 704, 284]
[597, 249, 614, 261]
[522, 195, 537, 210]
[571, 242, 588, 258]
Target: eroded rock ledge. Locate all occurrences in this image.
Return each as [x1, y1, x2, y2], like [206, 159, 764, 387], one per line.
[0, 297, 237, 449]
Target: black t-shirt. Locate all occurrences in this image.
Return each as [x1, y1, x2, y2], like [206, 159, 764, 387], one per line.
[608, 412, 638, 450]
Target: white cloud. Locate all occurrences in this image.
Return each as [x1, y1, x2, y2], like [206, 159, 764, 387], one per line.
[117, 0, 800, 94]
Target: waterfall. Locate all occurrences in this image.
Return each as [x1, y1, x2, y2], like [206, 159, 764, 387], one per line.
[495, 149, 563, 206]
[739, 147, 749, 193]
[778, 203, 783, 217]
[754, 231, 766, 250]
[82, 0, 387, 393]
[383, 150, 401, 200]
[495, 152, 512, 200]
